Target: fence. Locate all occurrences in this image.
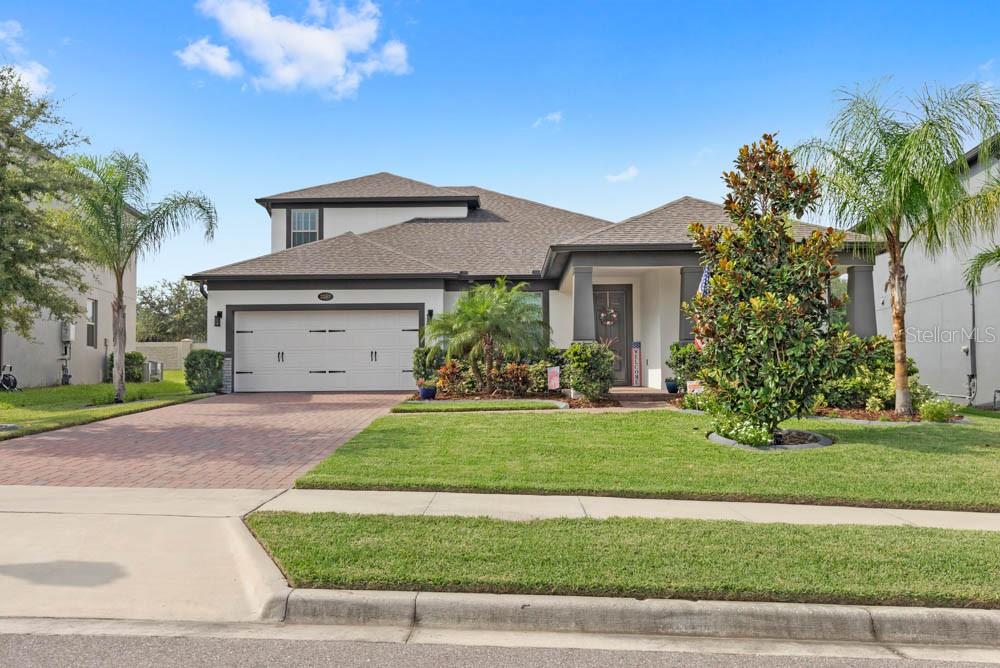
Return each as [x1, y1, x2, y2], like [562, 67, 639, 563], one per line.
[135, 340, 208, 369]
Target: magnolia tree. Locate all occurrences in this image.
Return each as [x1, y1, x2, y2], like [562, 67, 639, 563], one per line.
[685, 134, 852, 445]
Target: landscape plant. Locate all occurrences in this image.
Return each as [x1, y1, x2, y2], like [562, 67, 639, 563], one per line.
[563, 341, 615, 401]
[69, 152, 216, 402]
[107, 351, 146, 383]
[183, 348, 224, 394]
[424, 278, 548, 393]
[919, 398, 959, 423]
[799, 82, 1000, 414]
[0, 66, 89, 337]
[685, 133, 850, 445]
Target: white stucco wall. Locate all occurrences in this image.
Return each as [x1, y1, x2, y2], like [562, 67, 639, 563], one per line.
[872, 159, 1000, 403]
[549, 289, 573, 348]
[2, 262, 137, 387]
[206, 287, 446, 351]
[269, 205, 468, 251]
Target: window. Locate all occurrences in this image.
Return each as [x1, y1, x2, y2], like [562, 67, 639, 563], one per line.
[289, 209, 319, 247]
[86, 299, 97, 348]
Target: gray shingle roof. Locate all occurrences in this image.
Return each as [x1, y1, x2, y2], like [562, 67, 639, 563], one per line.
[257, 172, 477, 203]
[563, 196, 864, 245]
[191, 231, 448, 277]
[192, 185, 610, 279]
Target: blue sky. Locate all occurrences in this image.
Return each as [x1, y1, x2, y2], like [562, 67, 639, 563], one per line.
[3, 1, 997, 286]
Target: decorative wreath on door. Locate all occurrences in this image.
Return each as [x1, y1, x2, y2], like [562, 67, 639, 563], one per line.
[598, 307, 619, 327]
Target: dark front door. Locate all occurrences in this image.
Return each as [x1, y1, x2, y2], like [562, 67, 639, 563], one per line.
[593, 285, 633, 386]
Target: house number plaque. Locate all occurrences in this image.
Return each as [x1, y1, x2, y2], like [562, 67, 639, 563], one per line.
[317, 292, 334, 301]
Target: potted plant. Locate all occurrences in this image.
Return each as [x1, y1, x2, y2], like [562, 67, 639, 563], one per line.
[665, 377, 679, 394]
[416, 377, 437, 401]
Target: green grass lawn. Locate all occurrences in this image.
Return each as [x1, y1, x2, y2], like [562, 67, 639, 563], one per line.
[296, 410, 1000, 511]
[247, 512, 1000, 608]
[392, 399, 563, 413]
[0, 369, 208, 440]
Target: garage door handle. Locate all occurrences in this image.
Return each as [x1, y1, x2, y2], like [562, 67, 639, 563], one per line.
[309, 370, 327, 374]
[329, 370, 346, 374]
[235, 371, 253, 374]
[369, 351, 373, 362]
[329, 329, 346, 333]
[236, 330, 253, 334]
[374, 350, 378, 362]
[401, 328, 419, 332]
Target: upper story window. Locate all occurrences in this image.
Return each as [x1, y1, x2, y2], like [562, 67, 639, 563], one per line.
[289, 209, 320, 247]
[85, 298, 97, 348]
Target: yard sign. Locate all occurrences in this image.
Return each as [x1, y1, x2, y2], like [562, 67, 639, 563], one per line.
[547, 366, 560, 391]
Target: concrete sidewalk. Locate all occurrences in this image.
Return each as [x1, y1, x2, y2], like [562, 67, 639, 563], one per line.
[259, 489, 1000, 531]
[0, 487, 289, 622]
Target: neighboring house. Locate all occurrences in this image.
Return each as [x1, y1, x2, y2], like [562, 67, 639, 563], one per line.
[873, 147, 1000, 406]
[188, 172, 875, 393]
[1, 263, 137, 387]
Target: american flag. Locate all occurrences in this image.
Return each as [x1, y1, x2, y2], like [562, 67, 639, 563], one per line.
[694, 266, 710, 350]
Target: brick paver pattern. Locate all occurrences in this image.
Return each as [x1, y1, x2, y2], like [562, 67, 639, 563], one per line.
[0, 393, 406, 488]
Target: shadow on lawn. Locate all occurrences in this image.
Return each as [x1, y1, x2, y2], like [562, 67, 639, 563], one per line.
[808, 420, 1000, 455]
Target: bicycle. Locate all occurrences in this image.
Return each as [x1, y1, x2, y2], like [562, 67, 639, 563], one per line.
[0, 364, 19, 391]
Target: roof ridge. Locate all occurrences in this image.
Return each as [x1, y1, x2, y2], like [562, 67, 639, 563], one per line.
[618, 195, 707, 224]
[354, 231, 450, 273]
[445, 186, 612, 226]
[259, 172, 472, 201]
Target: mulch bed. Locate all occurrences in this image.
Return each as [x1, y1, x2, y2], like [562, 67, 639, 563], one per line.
[814, 407, 963, 423]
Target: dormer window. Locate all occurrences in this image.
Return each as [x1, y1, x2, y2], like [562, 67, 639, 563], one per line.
[289, 209, 320, 247]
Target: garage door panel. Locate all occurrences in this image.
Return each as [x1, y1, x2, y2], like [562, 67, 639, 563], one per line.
[233, 308, 418, 391]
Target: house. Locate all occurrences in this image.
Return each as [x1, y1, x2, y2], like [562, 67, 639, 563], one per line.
[188, 172, 876, 392]
[873, 146, 1000, 406]
[1, 264, 137, 388]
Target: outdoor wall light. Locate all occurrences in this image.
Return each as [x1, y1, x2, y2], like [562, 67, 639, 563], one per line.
[214, 311, 223, 327]
[427, 309, 434, 321]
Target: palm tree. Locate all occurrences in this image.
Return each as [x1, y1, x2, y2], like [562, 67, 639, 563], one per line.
[799, 83, 1000, 414]
[425, 278, 548, 392]
[966, 247, 1000, 290]
[70, 152, 217, 402]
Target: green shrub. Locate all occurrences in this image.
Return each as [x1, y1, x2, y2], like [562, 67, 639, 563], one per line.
[412, 346, 445, 383]
[920, 398, 958, 423]
[107, 351, 146, 383]
[184, 349, 224, 393]
[666, 342, 702, 387]
[564, 342, 614, 401]
[684, 134, 849, 438]
[865, 395, 885, 413]
[681, 391, 718, 412]
[821, 335, 921, 409]
[436, 360, 478, 396]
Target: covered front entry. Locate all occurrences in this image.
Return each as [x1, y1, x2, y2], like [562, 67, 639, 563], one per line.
[232, 308, 419, 391]
[592, 285, 633, 385]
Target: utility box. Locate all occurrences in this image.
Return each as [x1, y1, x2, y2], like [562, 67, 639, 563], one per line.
[142, 360, 164, 382]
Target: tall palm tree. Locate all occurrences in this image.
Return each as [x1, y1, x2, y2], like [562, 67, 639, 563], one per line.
[425, 278, 548, 392]
[71, 152, 217, 402]
[799, 83, 1000, 414]
[966, 247, 1000, 290]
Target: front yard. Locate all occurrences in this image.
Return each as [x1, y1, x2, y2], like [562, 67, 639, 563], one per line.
[247, 512, 1000, 608]
[0, 369, 206, 440]
[297, 409, 1000, 511]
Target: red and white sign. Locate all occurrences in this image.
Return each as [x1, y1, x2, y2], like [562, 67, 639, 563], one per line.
[686, 380, 704, 394]
[547, 366, 561, 391]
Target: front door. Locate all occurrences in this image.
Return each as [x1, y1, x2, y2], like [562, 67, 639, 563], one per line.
[592, 285, 632, 386]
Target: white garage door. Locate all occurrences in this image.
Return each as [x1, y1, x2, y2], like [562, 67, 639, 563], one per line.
[233, 309, 419, 392]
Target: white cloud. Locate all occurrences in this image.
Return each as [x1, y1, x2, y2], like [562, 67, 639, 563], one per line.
[0, 19, 25, 55]
[605, 165, 639, 183]
[175, 37, 243, 77]
[11, 61, 51, 94]
[532, 110, 562, 128]
[186, 0, 410, 98]
[1, 19, 51, 94]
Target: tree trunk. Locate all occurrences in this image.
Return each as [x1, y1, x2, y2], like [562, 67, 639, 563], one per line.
[483, 334, 494, 393]
[112, 274, 127, 403]
[885, 232, 913, 415]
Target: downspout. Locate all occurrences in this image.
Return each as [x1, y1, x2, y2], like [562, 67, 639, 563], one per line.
[967, 288, 978, 406]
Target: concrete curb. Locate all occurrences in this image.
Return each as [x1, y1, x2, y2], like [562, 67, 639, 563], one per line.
[225, 519, 291, 622]
[284, 589, 1000, 646]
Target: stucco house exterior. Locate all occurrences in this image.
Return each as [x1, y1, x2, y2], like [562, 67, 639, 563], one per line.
[873, 146, 1000, 406]
[1, 263, 137, 388]
[188, 172, 876, 393]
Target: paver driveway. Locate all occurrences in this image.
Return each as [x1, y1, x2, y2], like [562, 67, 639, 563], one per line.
[0, 393, 406, 488]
